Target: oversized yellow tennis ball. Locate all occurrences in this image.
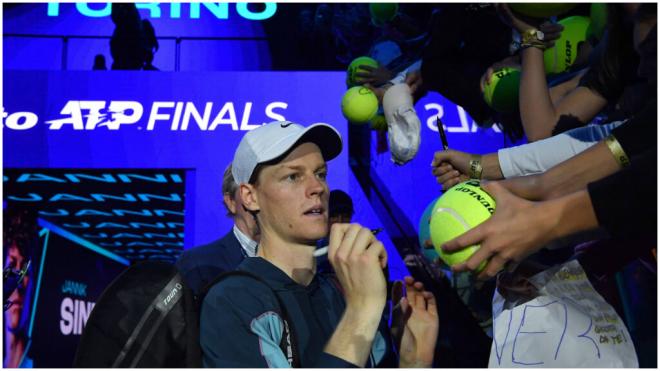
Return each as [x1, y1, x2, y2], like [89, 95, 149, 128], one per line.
[341, 86, 379, 124]
[346, 56, 379, 87]
[483, 67, 521, 113]
[430, 180, 496, 272]
[543, 16, 591, 74]
[369, 3, 399, 27]
[510, 3, 576, 18]
[419, 196, 441, 264]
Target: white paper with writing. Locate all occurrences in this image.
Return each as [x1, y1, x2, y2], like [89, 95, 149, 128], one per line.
[489, 260, 638, 367]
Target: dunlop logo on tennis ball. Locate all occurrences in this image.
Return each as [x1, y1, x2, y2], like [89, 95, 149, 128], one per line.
[565, 39, 572, 66]
[451, 181, 495, 215]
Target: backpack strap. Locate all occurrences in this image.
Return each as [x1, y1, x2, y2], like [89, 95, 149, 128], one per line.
[200, 270, 301, 368]
[113, 272, 186, 367]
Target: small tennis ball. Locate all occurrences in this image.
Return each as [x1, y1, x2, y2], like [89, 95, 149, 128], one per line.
[510, 3, 576, 18]
[483, 67, 521, 113]
[430, 180, 496, 272]
[544, 16, 591, 75]
[369, 3, 399, 27]
[369, 114, 388, 131]
[587, 3, 608, 42]
[341, 86, 379, 124]
[346, 56, 379, 87]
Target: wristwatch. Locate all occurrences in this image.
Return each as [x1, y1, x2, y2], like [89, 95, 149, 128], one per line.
[521, 28, 546, 49]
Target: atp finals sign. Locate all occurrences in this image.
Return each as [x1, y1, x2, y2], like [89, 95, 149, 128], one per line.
[46, 2, 277, 21]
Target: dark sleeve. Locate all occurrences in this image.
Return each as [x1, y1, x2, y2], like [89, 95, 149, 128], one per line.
[313, 353, 359, 368]
[611, 99, 657, 157]
[200, 278, 283, 368]
[587, 147, 657, 241]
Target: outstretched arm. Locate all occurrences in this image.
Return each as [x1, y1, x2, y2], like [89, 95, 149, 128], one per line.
[496, 4, 607, 141]
[442, 181, 598, 281]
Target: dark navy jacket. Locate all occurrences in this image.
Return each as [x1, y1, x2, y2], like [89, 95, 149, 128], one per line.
[200, 257, 391, 368]
[175, 229, 245, 295]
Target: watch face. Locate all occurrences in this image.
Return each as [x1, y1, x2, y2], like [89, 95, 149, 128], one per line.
[536, 30, 545, 41]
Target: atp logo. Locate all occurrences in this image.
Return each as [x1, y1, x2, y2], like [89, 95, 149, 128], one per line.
[45, 101, 144, 130]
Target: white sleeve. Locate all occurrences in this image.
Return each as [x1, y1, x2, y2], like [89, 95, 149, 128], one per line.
[389, 60, 422, 85]
[497, 120, 626, 178]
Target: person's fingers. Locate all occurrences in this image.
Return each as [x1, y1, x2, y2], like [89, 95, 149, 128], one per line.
[348, 226, 376, 259]
[424, 291, 437, 315]
[435, 169, 461, 185]
[431, 150, 453, 167]
[404, 71, 419, 85]
[476, 254, 507, 281]
[442, 222, 487, 253]
[328, 223, 351, 262]
[479, 180, 509, 202]
[441, 177, 462, 191]
[463, 242, 495, 272]
[409, 79, 422, 94]
[404, 278, 420, 309]
[399, 297, 410, 317]
[486, 67, 495, 84]
[391, 279, 404, 303]
[365, 240, 388, 269]
[431, 163, 455, 176]
[451, 261, 469, 273]
[334, 223, 363, 263]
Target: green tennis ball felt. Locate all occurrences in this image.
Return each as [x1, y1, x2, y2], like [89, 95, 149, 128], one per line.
[483, 67, 521, 113]
[341, 86, 379, 124]
[346, 56, 379, 87]
[419, 197, 441, 263]
[510, 3, 576, 18]
[544, 16, 591, 75]
[369, 114, 388, 131]
[587, 3, 608, 42]
[430, 180, 496, 272]
[369, 3, 399, 26]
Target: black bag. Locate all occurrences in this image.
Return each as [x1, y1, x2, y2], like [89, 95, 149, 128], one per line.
[73, 261, 202, 368]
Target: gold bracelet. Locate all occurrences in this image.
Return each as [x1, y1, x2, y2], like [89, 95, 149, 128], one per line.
[604, 134, 630, 168]
[520, 41, 546, 50]
[469, 155, 483, 179]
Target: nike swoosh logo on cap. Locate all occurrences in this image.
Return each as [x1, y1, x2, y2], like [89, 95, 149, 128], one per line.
[280, 122, 292, 128]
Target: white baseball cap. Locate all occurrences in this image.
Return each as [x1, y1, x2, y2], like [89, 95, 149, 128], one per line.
[232, 121, 343, 184]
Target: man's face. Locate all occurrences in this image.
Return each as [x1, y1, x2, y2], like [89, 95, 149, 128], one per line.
[5, 244, 29, 331]
[252, 142, 330, 244]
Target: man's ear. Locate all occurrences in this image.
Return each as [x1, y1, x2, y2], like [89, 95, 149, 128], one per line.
[239, 183, 260, 213]
[223, 193, 237, 215]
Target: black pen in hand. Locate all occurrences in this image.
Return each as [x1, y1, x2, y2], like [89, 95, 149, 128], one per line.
[437, 116, 449, 150]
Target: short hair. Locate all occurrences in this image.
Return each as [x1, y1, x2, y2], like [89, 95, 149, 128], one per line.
[222, 163, 239, 216]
